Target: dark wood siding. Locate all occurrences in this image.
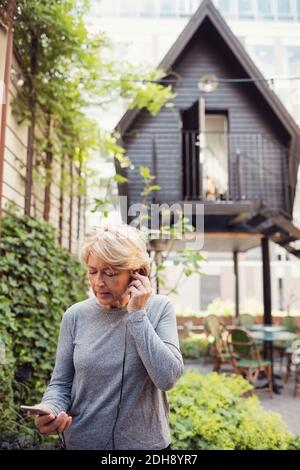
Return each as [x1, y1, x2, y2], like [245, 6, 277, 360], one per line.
[124, 20, 290, 212]
[124, 109, 182, 206]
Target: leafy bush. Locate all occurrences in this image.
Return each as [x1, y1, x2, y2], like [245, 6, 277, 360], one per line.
[0, 210, 88, 434]
[168, 371, 300, 450]
[207, 298, 233, 317]
[180, 334, 208, 359]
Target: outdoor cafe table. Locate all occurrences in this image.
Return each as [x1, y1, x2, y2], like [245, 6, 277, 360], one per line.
[248, 325, 296, 394]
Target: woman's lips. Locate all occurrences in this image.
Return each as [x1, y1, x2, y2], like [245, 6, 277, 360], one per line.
[98, 292, 110, 296]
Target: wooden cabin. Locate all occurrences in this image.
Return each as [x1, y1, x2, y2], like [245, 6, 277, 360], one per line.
[115, 0, 300, 321]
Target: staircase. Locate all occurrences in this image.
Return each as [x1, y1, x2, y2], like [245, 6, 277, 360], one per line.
[228, 205, 300, 259]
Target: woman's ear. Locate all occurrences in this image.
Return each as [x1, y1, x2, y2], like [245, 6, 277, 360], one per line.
[131, 268, 147, 277]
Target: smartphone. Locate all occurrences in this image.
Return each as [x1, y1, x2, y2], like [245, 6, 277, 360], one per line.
[20, 405, 51, 416]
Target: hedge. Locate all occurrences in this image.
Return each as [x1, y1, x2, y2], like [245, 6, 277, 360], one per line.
[0, 209, 88, 436]
[168, 371, 300, 450]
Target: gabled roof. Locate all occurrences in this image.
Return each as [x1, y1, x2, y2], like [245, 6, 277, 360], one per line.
[116, 0, 300, 200]
[116, 0, 299, 142]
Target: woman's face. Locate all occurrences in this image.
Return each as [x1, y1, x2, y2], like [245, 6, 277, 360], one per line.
[87, 253, 132, 309]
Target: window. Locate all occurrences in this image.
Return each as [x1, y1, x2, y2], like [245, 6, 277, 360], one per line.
[277, 0, 293, 20]
[203, 114, 229, 201]
[286, 47, 300, 123]
[297, 0, 300, 19]
[257, 0, 274, 20]
[238, 0, 255, 20]
[200, 275, 221, 310]
[160, 0, 176, 17]
[218, 0, 235, 19]
[139, 0, 156, 17]
[218, 0, 230, 13]
[178, 0, 195, 17]
[258, 0, 271, 12]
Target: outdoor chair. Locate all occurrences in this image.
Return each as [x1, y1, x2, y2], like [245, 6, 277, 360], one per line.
[204, 314, 222, 337]
[274, 316, 298, 370]
[285, 344, 300, 397]
[204, 314, 232, 371]
[227, 327, 273, 398]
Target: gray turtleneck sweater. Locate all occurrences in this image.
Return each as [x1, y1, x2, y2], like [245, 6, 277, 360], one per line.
[41, 294, 184, 450]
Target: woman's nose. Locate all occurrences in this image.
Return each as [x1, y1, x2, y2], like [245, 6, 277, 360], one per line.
[95, 272, 105, 285]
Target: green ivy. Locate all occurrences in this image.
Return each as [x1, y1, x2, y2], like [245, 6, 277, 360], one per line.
[0, 209, 88, 433]
[168, 371, 300, 450]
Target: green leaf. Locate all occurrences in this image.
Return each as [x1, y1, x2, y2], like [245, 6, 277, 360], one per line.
[113, 174, 128, 183]
[148, 185, 161, 192]
[139, 166, 151, 179]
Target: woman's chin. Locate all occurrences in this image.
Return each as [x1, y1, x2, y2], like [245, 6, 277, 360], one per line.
[96, 293, 112, 306]
[95, 292, 130, 309]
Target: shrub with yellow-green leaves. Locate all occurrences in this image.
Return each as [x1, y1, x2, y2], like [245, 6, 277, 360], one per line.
[168, 371, 300, 450]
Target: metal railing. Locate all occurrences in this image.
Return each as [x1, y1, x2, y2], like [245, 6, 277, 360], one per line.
[182, 130, 292, 214]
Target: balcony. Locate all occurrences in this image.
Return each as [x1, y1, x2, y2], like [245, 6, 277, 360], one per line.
[182, 130, 291, 216]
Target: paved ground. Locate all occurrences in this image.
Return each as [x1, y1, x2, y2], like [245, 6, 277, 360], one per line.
[183, 358, 300, 437]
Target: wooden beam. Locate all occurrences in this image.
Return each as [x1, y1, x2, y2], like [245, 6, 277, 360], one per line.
[43, 114, 52, 222]
[24, 32, 38, 216]
[68, 156, 73, 253]
[58, 157, 64, 246]
[267, 212, 300, 240]
[233, 250, 239, 321]
[204, 232, 261, 239]
[0, 0, 15, 235]
[151, 134, 158, 204]
[261, 237, 272, 325]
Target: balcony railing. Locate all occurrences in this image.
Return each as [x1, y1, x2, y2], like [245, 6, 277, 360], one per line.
[122, 129, 293, 217]
[182, 131, 291, 214]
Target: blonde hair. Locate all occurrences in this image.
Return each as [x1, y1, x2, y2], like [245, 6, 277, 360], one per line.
[80, 223, 151, 276]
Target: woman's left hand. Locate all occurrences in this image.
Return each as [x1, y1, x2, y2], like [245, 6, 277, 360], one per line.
[127, 273, 152, 313]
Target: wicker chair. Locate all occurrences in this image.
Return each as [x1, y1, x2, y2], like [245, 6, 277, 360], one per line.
[227, 327, 273, 398]
[204, 314, 232, 371]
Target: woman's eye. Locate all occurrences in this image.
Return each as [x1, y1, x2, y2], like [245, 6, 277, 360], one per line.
[105, 271, 115, 277]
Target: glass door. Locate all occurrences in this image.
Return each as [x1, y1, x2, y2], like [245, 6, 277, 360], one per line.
[202, 114, 228, 201]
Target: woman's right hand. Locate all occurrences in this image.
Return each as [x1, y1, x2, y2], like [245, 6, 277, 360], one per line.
[27, 404, 72, 435]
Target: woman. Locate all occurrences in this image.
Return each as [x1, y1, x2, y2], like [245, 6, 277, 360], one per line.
[30, 224, 184, 450]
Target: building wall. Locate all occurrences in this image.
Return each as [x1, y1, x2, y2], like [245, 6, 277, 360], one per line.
[163, 248, 300, 315]
[86, 0, 300, 127]
[0, 26, 85, 256]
